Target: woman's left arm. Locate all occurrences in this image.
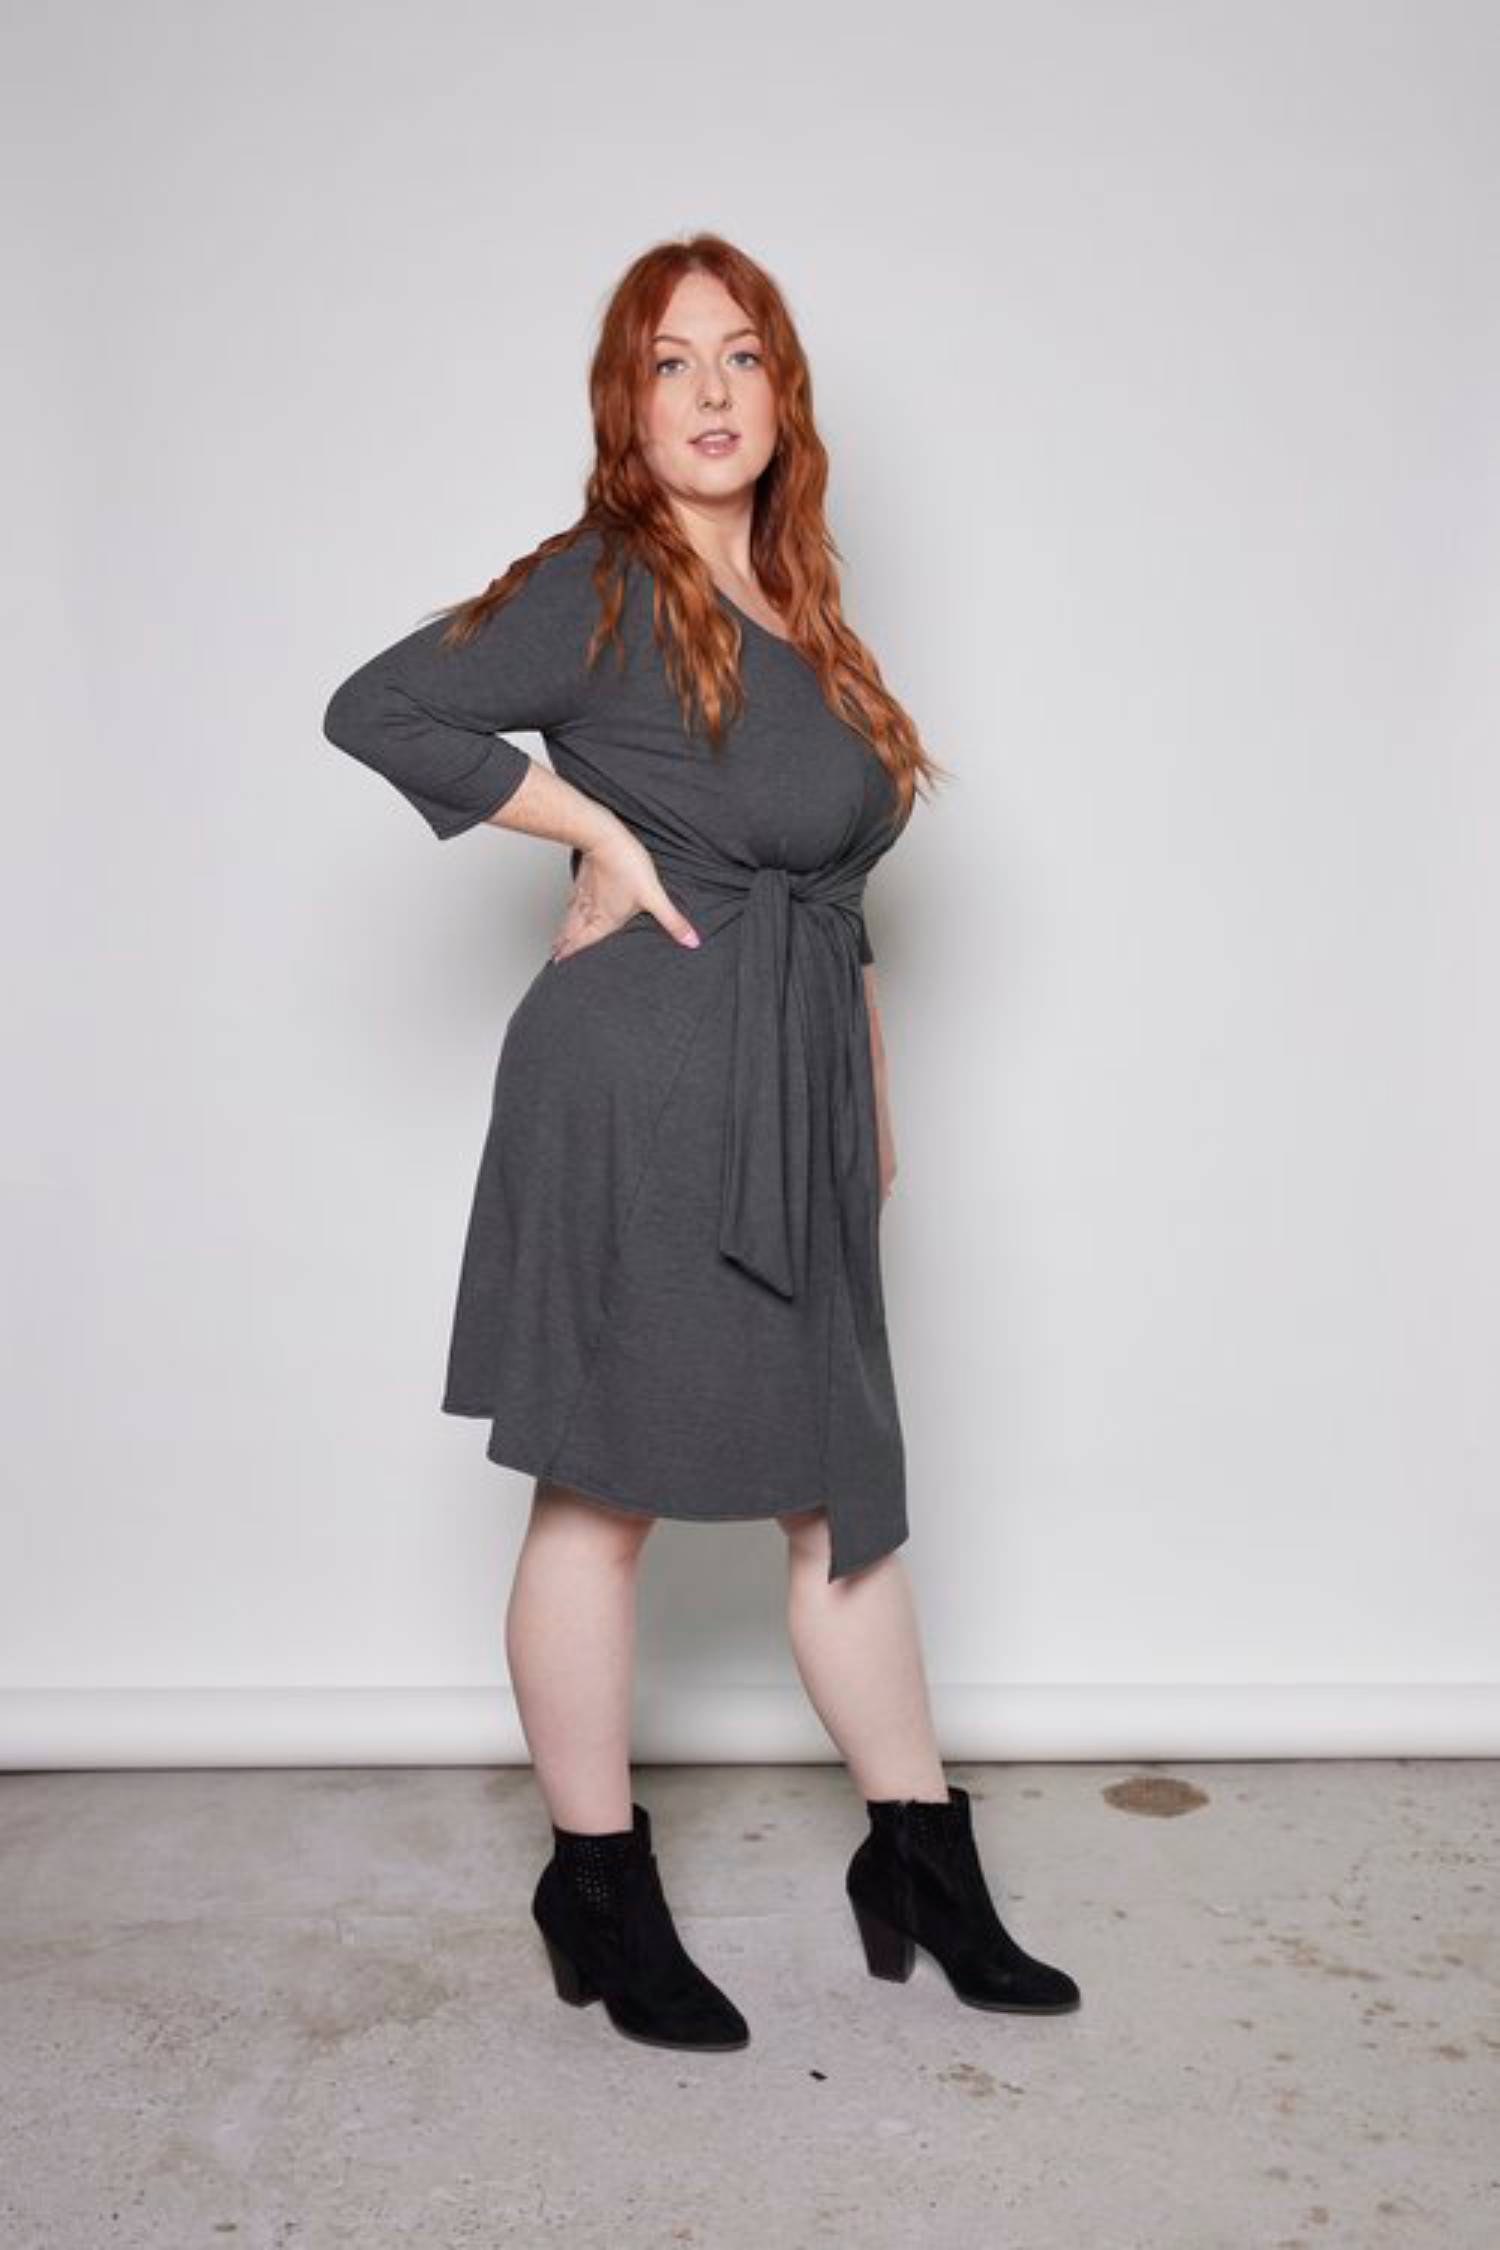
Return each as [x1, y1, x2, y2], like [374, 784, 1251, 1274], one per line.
[864, 965, 897, 1204]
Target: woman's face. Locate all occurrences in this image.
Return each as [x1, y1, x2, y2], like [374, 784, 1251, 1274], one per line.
[637, 271, 778, 513]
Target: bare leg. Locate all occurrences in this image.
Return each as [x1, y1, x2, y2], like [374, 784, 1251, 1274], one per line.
[778, 1506, 948, 1801]
[505, 1477, 657, 1832]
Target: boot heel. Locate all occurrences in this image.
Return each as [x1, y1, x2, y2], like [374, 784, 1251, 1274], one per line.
[542, 1930, 598, 2006]
[851, 1897, 916, 1982]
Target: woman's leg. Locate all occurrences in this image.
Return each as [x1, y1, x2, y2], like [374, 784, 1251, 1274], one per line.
[777, 1506, 948, 1800]
[505, 1477, 657, 1831]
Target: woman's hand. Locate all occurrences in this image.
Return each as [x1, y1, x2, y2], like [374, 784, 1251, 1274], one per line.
[549, 825, 700, 961]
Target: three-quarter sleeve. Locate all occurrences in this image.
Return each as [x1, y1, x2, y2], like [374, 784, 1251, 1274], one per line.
[321, 539, 598, 841]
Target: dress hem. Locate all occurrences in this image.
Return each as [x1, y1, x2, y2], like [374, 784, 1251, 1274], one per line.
[441, 1400, 906, 1581]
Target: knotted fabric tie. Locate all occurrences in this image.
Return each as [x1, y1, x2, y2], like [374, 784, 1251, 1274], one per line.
[645, 842, 886, 1341]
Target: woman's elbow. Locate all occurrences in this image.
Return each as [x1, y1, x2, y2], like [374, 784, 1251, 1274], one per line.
[321, 673, 373, 753]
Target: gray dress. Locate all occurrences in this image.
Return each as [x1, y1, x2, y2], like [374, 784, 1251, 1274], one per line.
[322, 526, 910, 1581]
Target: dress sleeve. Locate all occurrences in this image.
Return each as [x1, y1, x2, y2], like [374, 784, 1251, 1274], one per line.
[857, 916, 875, 965]
[320, 540, 598, 841]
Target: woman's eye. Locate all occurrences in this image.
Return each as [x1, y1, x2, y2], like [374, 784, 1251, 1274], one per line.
[652, 351, 763, 376]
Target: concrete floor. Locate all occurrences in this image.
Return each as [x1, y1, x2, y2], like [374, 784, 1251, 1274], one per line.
[0, 1759, 1494, 2249]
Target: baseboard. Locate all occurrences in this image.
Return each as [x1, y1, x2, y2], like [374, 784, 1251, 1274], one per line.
[1, 1682, 1496, 1769]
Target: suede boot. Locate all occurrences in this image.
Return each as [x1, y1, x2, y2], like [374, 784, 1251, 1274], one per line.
[532, 1802, 750, 2051]
[846, 1782, 1081, 2013]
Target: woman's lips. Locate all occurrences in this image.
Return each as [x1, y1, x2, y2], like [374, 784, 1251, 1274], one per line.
[691, 433, 740, 456]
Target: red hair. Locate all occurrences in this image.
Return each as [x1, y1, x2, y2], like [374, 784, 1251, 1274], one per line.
[435, 231, 949, 828]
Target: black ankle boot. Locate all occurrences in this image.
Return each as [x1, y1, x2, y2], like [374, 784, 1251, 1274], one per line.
[846, 1783, 1081, 2013]
[532, 1802, 750, 2051]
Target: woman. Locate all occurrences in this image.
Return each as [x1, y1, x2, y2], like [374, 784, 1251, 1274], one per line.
[322, 234, 1079, 2051]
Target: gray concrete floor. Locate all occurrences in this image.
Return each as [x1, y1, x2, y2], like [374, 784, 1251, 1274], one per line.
[0, 1759, 1494, 2248]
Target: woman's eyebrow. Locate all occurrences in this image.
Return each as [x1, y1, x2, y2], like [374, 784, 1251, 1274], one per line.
[651, 327, 762, 346]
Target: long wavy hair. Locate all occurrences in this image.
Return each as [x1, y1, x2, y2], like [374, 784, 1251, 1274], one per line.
[433, 232, 949, 828]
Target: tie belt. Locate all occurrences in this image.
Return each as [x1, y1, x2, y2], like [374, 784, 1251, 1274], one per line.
[646, 842, 886, 1341]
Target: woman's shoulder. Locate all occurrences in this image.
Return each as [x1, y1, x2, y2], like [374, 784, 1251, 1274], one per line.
[488, 526, 659, 716]
[507, 522, 644, 631]
[527, 521, 627, 587]
[505, 521, 599, 606]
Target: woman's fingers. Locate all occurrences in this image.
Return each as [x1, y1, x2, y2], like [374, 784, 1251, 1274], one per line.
[547, 833, 703, 961]
[645, 879, 700, 949]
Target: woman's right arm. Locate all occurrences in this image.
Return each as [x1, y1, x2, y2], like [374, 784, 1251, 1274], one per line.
[321, 544, 601, 841]
[321, 545, 699, 949]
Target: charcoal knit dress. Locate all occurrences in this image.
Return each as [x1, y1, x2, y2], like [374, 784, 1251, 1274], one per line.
[321, 526, 910, 1582]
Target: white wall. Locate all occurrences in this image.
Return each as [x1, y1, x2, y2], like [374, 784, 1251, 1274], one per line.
[4, 1, 1496, 1764]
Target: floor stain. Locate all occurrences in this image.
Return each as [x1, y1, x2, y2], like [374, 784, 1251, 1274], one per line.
[1103, 1776, 1209, 1817]
[1267, 1931, 1382, 1983]
[936, 2060, 998, 2099]
[291, 1956, 461, 2045]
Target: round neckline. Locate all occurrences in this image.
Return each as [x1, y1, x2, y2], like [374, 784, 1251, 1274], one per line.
[712, 582, 797, 649]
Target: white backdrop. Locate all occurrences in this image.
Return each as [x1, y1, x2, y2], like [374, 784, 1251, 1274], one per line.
[4, 1, 1496, 1765]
